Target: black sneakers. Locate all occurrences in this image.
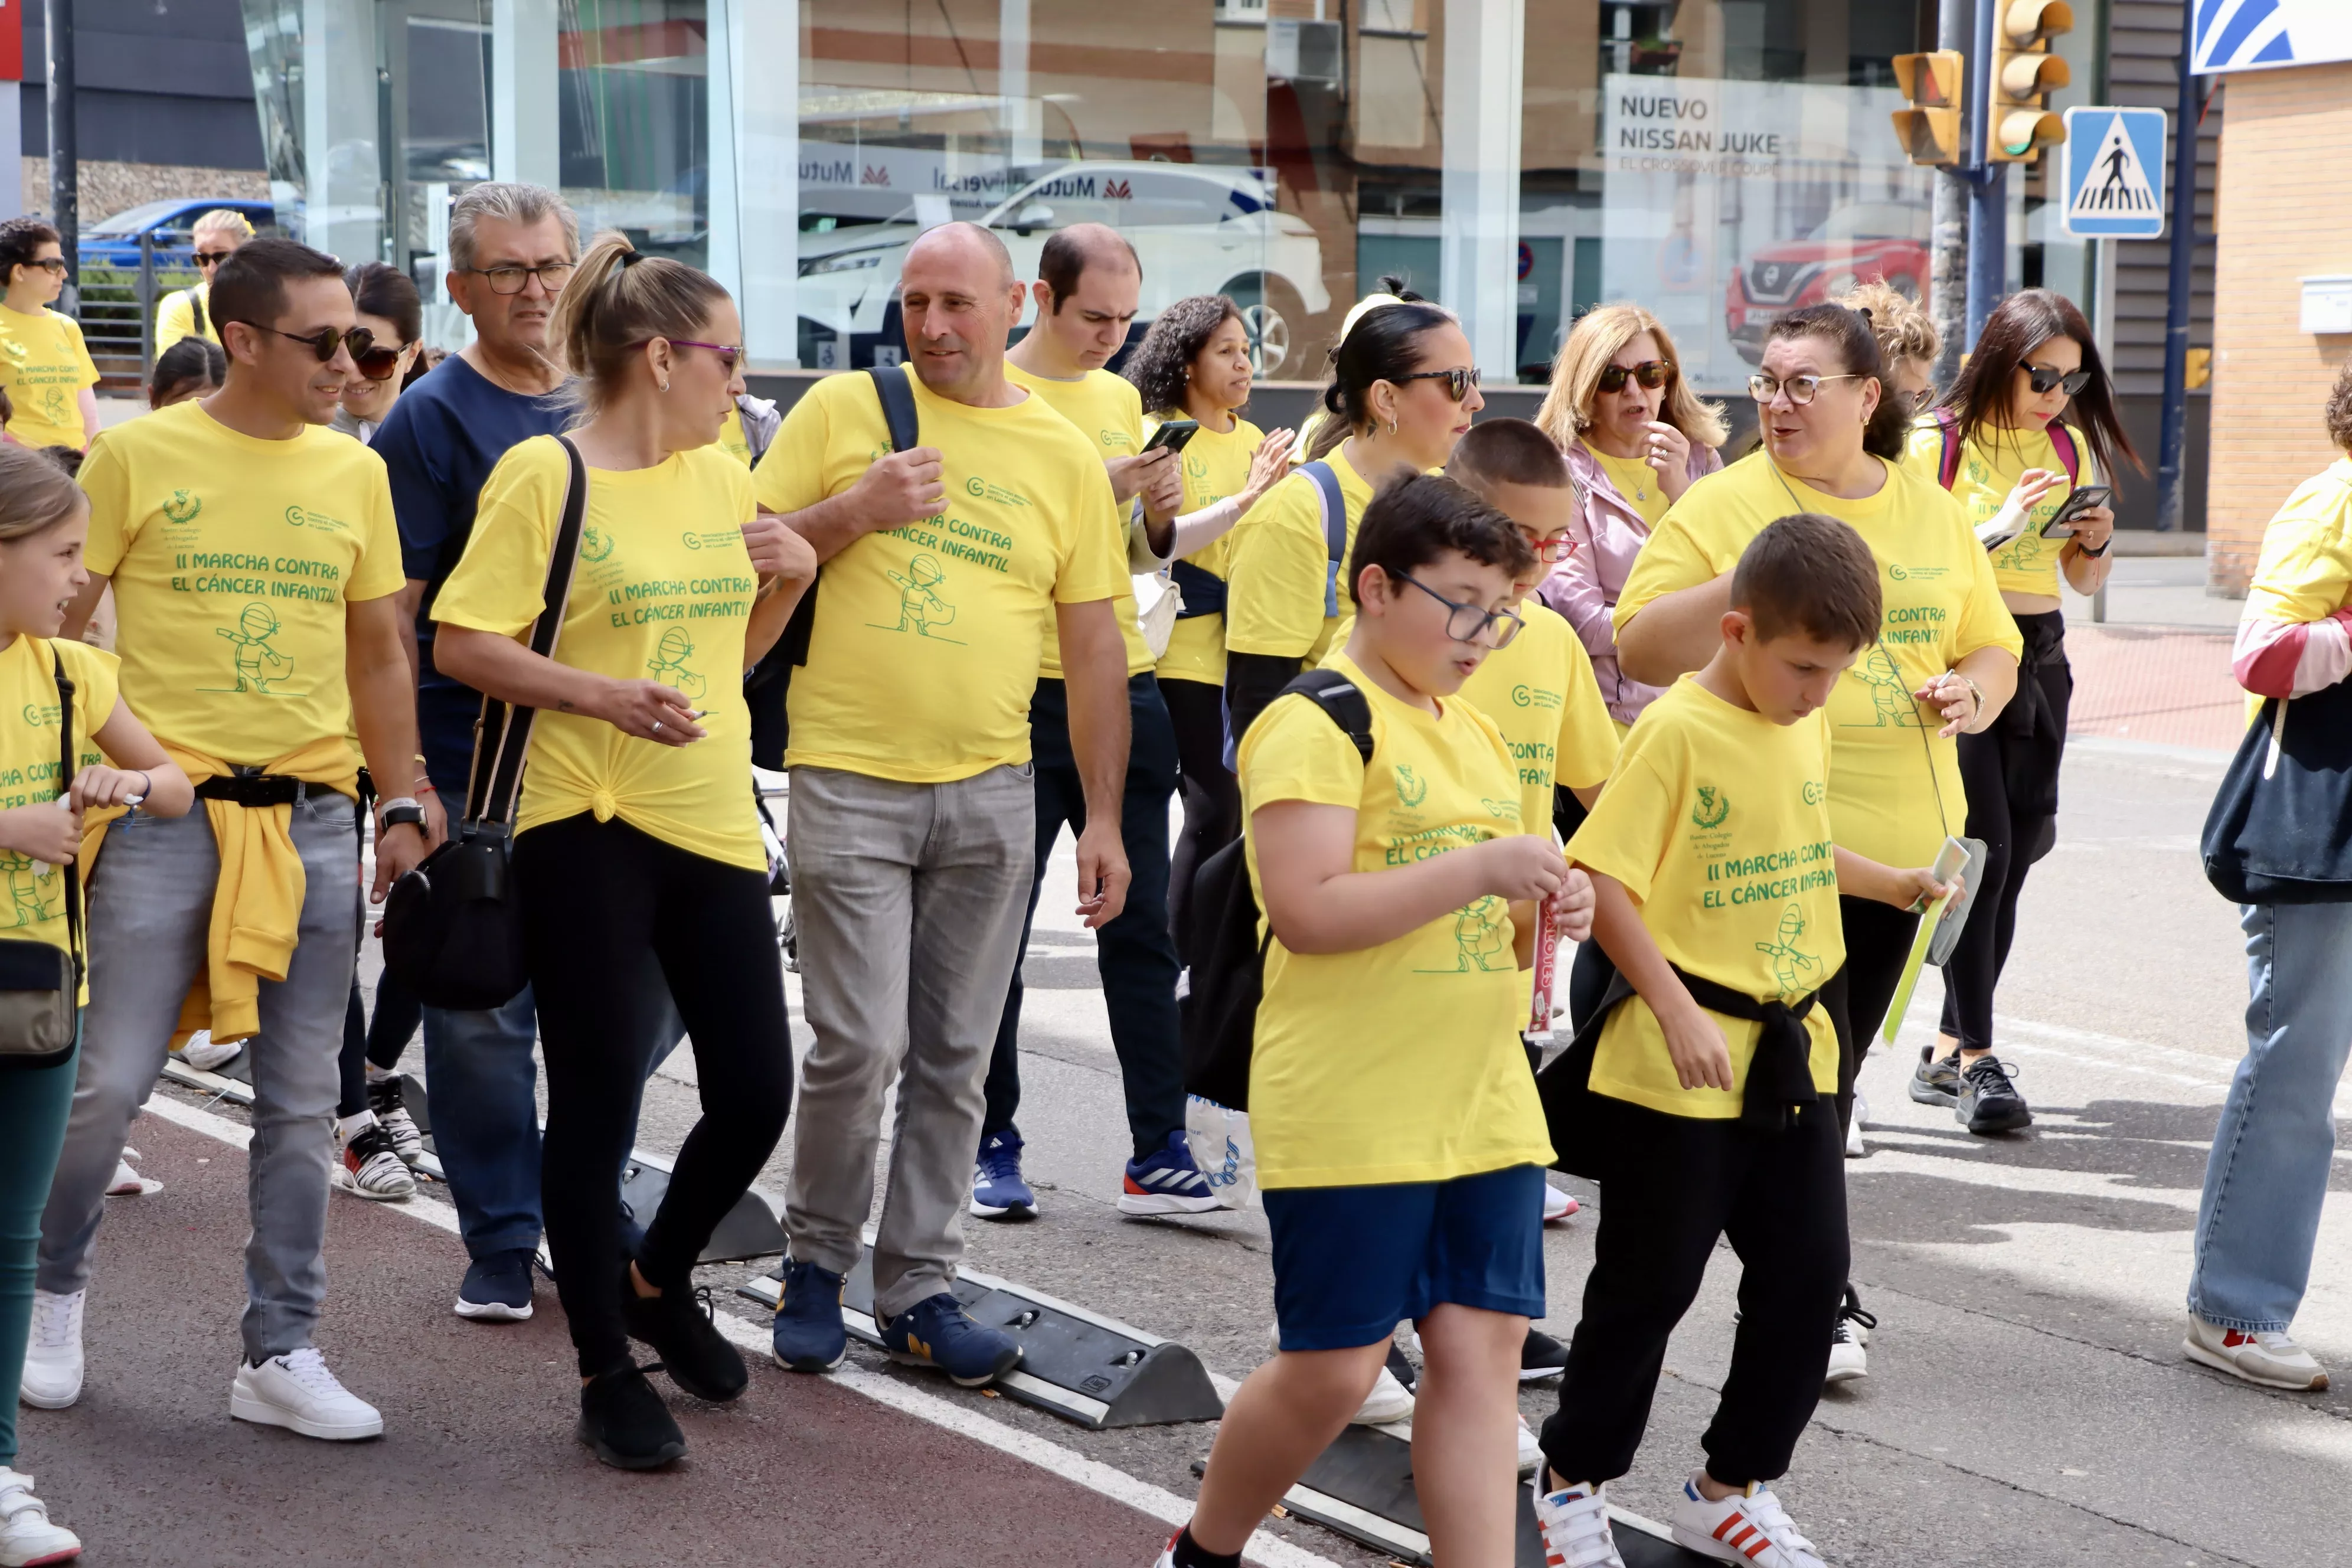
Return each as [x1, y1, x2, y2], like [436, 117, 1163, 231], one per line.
[1956, 1055, 2033, 1133]
[1907, 1049, 1962, 1108]
[577, 1363, 686, 1471]
[1520, 1327, 1570, 1382]
[620, 1266, 749, 1403]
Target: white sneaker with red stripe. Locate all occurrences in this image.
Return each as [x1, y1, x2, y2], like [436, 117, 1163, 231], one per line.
[1670, 1476, 1825, 1567]
[2183, 1315, 2329, 1391]
[1147, 1530, 1178, 1568]
[1542, 1182, 1579, 1223]
[1531, 1476, 1623, 1568]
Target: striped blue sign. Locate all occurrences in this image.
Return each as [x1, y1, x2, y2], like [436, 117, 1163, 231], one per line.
[2194, 0, 2352, 75]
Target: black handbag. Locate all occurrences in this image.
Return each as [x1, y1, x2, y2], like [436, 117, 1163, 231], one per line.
[2201, 676, 2352, 905]
[0, 648, 85, 1070]
[383, 436, 589, 1008]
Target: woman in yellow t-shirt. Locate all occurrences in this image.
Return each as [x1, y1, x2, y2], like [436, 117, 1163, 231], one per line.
[1899, 289, 2139, 1131]
[152, 209, 254, 355]
[1121, 295, 1293, 930]
[433, 233, 816, 1470]
[0, 219, 102, 452]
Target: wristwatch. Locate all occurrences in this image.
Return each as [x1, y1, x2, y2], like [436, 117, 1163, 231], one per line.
[2076, 536, 2112, 557]
[1951, 672, 1985, 716]
[378, 798, 427, 831]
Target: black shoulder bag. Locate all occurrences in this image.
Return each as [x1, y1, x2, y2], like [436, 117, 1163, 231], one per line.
[2202, 677, 2352, 905]
[383, 436, 590, 1008]
[0, 649, 85, 1069]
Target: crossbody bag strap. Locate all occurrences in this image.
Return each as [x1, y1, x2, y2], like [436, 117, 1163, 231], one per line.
[465, 435, 590, 827]
[51, 648, 81, 991]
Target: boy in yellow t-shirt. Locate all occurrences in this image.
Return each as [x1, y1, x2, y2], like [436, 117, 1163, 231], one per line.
[1165, 473, 1595, 1568]
[1529, 514, 1952, 1566]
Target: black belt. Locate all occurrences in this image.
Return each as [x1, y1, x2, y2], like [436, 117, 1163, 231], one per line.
[194, 770, 308, 808]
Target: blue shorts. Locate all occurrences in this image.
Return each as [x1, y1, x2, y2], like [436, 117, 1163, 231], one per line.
[1264, 1163, 1547, 1351]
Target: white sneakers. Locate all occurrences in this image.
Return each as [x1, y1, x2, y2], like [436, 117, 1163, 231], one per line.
[1354, 1363, 1415, 1425]
[104, 1148, 161, 1198]
[1514, 1414, 1544, 1474]
[1532, 1476, 1624, 1568]
[332, 1114, 417, 1203]
[0, 1469, 80, 1567]
[1671, 1478, 1825, 1568]
[229, 1348, 384, 1441]
[176, 1031, 242, 1074]
[2183, 1315, 2330, 1391]
[1542, 1182, 1580, 1223]
[18, 1292, 83, 1410]
[1844, 1093, 1868, 1158]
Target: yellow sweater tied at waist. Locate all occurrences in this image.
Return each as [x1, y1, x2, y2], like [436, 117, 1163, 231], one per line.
[78, 737, 358, 1044]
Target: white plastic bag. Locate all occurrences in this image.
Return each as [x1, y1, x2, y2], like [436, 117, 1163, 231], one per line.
[1184, 1094, 1257, 1211]
[1133, 571, 1184, 660]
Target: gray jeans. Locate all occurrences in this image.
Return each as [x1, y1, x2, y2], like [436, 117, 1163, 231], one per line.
[785, 764, 1033, 1317]
[39, 793, 360, 1362]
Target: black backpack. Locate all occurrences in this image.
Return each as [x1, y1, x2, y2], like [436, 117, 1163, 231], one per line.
[1178, 669, 1373, 1111]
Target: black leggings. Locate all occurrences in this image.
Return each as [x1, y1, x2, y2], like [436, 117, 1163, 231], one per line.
[515, 814, 793, 1377]
[1164, 676, 1240, 952]
[336, 781, 422, 1119]
[1823, 894, 1920, 1133]
[1938, 615, 2069, 1055]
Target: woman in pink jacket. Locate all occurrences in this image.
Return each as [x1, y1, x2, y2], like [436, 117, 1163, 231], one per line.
[1533, 303, 1727, 729]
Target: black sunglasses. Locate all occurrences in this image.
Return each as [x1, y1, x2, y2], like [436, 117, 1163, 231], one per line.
[230, 321, 380, 367]
[1394, 366, 1482, 403]
[2021, 362, 2093, 397]
[1598, 360, 1672, 393]
[194, 251, 236, 268]
[24, 257, 67, 276]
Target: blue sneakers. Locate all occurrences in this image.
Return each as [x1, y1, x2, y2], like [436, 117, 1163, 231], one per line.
[876, 1293, 1023, 1387]
[1118, 1129, 1221, 1216]
[969, 1128, 1038, 1221]
[770, 1259, 848, 1372]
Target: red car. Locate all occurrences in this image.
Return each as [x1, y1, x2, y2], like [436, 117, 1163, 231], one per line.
[1726, 202, 1930, 364]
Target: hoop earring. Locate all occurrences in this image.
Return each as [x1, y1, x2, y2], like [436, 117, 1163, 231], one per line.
[659, 380, 671, 393]
[1387, 418, 1399, 436]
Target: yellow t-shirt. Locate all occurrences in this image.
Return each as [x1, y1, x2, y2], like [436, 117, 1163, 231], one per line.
[1566, 675, 1843, 1119]
[2244, 459, 2352, 625]
[752, 365, 1128, 783]
[1902, 419, 2098, 597]
[0, 304, 100, 450]
[1004, 363, 1155, 677]
[1237, 652, 1554, 1188]
[1593, 447, 1671, 528]
[433, 438, 765, 870]
[0, 636, 119, 1001]
[1458, 601, 1621, 831]
[716, 405, 752, 468]
[1154, 413, 1267, 687]
[1615, 452, 2020, 867]
[153, 285, 219, 354]
[1225, 446, 1376, 665]
[79, 401, 406, 762]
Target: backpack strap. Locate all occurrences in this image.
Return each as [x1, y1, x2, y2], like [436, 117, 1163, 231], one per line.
[1278, 667, 1374, 764]
[1933, 408, 1962, 491]
[867, 364, 920, 456]
[2045, 420, 2082, 486]
[1301, 461, 1348, 618]
[50, 647, 81, 995]
[465, 436, 590, 827]
[191, 287, 208, 342]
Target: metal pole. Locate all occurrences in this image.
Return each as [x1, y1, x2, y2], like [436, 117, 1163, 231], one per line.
[1929, 0, 1972, 386]
[43, 0, 76, 309]
[2154, 2, 2199, 533]
[1964, 0, 2004, 345]
[138, 231, 155, 375]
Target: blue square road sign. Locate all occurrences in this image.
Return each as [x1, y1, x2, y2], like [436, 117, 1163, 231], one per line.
[2060, 107, 2168, 240]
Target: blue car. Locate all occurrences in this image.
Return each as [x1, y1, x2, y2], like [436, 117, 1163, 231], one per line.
[79, 198, 276, 274]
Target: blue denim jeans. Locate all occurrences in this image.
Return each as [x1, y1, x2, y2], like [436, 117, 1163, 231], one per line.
[2187, 900, 2352, 1333]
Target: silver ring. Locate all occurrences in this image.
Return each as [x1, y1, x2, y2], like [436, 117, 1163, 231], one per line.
[652, 720, 664, 733]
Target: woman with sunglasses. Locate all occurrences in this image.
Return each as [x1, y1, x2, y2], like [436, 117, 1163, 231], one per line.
[154, 209, 256, 354]
[1534, 303, 1727, 733]
[1897, 289, 2139, 1136]
[432, 231, 812, 1469]
[1614, 303, 2021, 1382]
[0, 218, 101, 452]
[1223, 277, 1483, 745]
[331, 263, 424, 446]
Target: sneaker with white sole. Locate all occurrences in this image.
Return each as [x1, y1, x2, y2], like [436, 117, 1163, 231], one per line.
[1532, 1475, 1625, 1568]
[1671, 1477, 1825, 1567]
[1118, 1130, 1221, 1216]
[969, 1129, 1038, 1221]
[2183, 1315, 2328, 1391]
[1515, 1414, 1544, 1474]
[1844, 1094, 1867, 1159]
[1521, 1325, 1570, 1381]
[1824, 1286, 1876, 1386]
[1543, 1182, 1580, 1222]
[366, 1076, 424, 1166]
[105, 1148, 161, 1197]
[18, 1291, 83, 1410]
[0, 1468, 80, 1567]
[177, 1031, 241, 1074]
[333, 1117, 416, 1202]
[229, 1347, 383, 1440]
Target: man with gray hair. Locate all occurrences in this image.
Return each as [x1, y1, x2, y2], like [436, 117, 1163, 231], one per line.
[370, 181, 581, 1322]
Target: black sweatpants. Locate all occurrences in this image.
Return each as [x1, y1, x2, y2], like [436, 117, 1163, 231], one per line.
[1823, 895, 1920, 1133]
[1163, 675, 1240, 952]
[1539, 1096, 1848, 1487]
[335, 775, 423, 1119]
[516, 814, 793, 1377]
[1938, 611, 2069, 1055]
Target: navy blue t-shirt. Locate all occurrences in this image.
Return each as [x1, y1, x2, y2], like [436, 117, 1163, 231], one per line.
[373, 355, 569, 793]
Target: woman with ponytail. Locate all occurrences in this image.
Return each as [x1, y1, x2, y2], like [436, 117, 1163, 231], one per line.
[432, 232, 815, 1469]
[1221, 277, 1482, 742]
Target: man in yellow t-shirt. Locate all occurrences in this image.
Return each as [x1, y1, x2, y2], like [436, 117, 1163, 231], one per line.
[37, 239, 427, 1443]
[0, 218, 102, 450]
[756, 222, 1131, 1384]
[980, 223, 1211, 1219]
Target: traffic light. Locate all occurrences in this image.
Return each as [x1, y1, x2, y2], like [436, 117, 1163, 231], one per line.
[1891, 50, 1965, 167]
[1988, 1, 2072, 163]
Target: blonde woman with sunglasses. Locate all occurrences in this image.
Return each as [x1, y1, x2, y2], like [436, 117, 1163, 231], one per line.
[1533, 303, 1727, 729]
[154, 208, 256, 354]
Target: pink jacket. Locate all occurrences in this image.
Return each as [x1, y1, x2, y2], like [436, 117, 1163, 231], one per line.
[1536, 436, 1723, 725]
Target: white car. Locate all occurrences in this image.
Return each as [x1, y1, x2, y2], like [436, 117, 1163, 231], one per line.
[795, 162, 1331, 377]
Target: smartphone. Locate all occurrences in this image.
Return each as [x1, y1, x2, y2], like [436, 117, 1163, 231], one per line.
[1141, 419, 1200, 455]
[2040, 484, 2114, 538]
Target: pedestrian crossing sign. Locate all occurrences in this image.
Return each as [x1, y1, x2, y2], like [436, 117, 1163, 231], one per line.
[2060, 107, 2167, 239]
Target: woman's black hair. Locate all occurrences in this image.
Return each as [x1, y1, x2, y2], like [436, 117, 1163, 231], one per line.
[1306, 275, 1455, 462]
[1765, 303, 1911, 462]
[1122, 293, 1246, 416]
[148, 337, 227, 409]
[0, 217, 61, 289]
[1934, 287, 2144, 476]
[345, 261, 423, 346]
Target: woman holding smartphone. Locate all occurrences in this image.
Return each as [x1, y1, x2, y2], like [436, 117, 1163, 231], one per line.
[1902, 289, 2139, 1135]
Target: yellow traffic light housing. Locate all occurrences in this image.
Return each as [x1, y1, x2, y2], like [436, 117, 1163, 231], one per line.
[1891, 50, 1966, 167]
[1988, 1, 2073, 164]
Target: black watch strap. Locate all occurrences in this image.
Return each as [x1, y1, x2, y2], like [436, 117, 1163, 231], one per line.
[2077, 537, 2111, 558]
[380, 803, 427, 830]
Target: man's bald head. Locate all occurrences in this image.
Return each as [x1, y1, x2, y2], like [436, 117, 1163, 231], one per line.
[1039, 223, 1140, 314]
[904, 220, 1015, 291]
[898, 221, 1025, 402]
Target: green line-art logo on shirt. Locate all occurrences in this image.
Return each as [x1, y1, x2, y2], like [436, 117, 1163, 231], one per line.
[163, 490, 203, 525]
[580, 525, 615, 564]
[1755, 901, 1824, 1002]
[1844, 645, 1928, 729]
[2, 340, 26, 364]
[1417, 894, 1512, 973]
[0, 853, 63, 927]
[646, 627, 708, 701]
[870, 554, 964, 643]
[1691, 784, 1730, 830]
[1394, 765, 1429, 809]
[210, 602, 298, 693]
